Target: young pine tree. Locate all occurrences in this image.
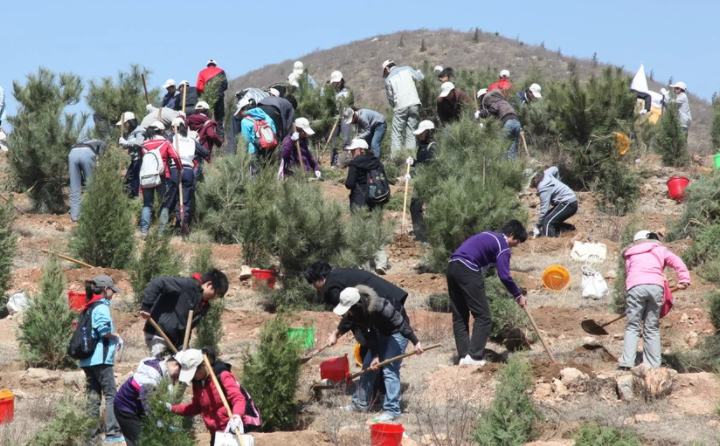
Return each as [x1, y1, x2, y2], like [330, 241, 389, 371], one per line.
[7, 68, 87, 213]
[712, 94, 720, 150]
[29, 394, 95, 446]
[70, 148, 136, 269]
[137, 379, 195, 446]
[18, 256, 75, 369]
[191, 245, 224, 353]
[655, 102, 689, 167]
[0, 199, 18, 313]
[242, 316, 302, 432]
[131, 227, 182, 305]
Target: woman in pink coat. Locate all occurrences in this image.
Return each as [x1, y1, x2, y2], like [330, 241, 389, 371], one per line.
[619, 231, 690, 369]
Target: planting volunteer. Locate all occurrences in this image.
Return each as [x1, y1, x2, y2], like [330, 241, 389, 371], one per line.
[529, 166, 578, 238]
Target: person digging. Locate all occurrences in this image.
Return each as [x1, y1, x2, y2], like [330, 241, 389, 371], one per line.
[529, 166, 578, 238]
[326, 286, 424, 424]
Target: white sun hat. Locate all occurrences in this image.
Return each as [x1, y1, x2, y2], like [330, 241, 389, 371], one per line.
[499, 69, 510, 78]
[295, 117, 315, 136]
[162, 79, 176, 89]
[438, 82, 455, 98]
[330, 71, 343, 83]
[333, 287, 361, 315]
[529, 83, 542, 98]
[413, 120, 436, 135]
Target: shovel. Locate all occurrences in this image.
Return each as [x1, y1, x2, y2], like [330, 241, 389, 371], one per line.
[300, 344, 330, 364]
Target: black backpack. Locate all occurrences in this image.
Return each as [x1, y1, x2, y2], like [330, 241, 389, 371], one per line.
[67, 301, 108, 361]
[365, 168, 390, 205]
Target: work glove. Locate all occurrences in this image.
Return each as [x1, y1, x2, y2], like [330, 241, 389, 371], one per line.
[164, 402, 173, 411]
[404, 174, 411, 181]
[314, 170, 322, 179]
[119, 137, 127, 146]
[291, 132, 300, 141]
[638, 109, 647, 115]
[406, 157, 414, 166]
[225, 415, 244, 433]
[533, 227, 540, 237]
[473, 110, 481, 120]
[146, 104, 154, 112]
[116, 336, 124, 352]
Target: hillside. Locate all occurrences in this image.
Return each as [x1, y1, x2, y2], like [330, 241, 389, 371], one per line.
[229, 28, 713, 154]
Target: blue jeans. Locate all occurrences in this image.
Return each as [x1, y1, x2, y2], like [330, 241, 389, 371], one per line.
[352, 332, 408, 417]
[68, 148, 96, 222]
[368, 122, 387, 158]
[140, 180, 169, 234]
[503, 119, 522, 159]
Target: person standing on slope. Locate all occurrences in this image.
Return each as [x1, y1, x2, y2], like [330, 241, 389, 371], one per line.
[382, 59, 424, 153]
[196, 59, 228, 138]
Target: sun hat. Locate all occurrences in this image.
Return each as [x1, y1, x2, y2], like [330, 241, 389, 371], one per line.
[295, 117, 315, 136]
[345, 138, 368, 151]
[333, 287, 361, 315]
[439, 82, 455, 98]
[529, 83, 542, 98]
[116, 112, 136, 125]
[162, 79, 176, 89]
[413, 120, 435, 135]
[175, 349, 204, 384]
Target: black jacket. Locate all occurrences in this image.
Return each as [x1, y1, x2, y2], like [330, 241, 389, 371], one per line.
[345, 153, 385, 209]
[337, 285, 418, 356]
[173, 87, 199, 112]
[258, 96, 295, 138]
[323, 268, 408, 308]
[415, 139, 436, 165]
[141, 276, 210, 348]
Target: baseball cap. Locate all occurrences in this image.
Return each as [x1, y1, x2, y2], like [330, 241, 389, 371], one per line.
[92, 275, 121, 293]
[529, 83, 542, 99]
[433, 65, 444, 73]
[195, 101, 209, 110]
[330, 71, 343, 83]
[499, 69, 510, 78]
[295, 117, 315, 136]
[343, 107, 356, 124]
[175, 349, 204, 384]
[333, 287, 361, 315]
[670, 81, 687, 91]
[382, 60, 395, 70]
[207, 59, 217, 66]
[171, 117, 185, 128]
[413, 120, 436, 135]
[235, 97, 253, 115]
[149, 121, 166, 131]
[439, 82, 455, 98]
[116, 112, 136, 125]
[293, 61, 304, 74]
[476, 88, 489, 99]
[268, 88, 280, 97]
[179, 80, 189, 86]
[633, 230, 652, 242]
[345, 138, 368, 151]
[162, 79, 176, 89]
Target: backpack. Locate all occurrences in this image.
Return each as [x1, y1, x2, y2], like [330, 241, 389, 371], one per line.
[365, 168, 391, 205]
[246, 117, 278, 150]
[67, 301, 108, 361]
[214, 373, 263, 430]
[140, 145, 165, 188]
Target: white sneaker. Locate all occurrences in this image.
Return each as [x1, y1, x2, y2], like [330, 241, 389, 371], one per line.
[459, 355, 486, 366]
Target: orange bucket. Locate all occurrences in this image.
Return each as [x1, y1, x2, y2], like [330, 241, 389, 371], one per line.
[0, 389, 14, 424]
[542, 265, 571, 291]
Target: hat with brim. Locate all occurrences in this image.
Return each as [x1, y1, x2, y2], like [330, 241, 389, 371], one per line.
[333, 287, 361, 315]
[345, 138, 368, 151]
[195, 101, 209, 110]
[295, 118, 315, 136]
[633, 230, 651, 242]
[529, 83, 542, 99]
[439, 82, 455, 98]
[162, 79, 176, 89]
[343, 108, 356, 125]
[207, 59, 217, 66]
[413, 120, 435, 135]
[175, 349, 204, 384]
[670, 81, 687, 91]
[116, 112, 136, 126]
[149, 121, 166, 131]
[330, 71, 343, 83]
[92, 275, 121, 293]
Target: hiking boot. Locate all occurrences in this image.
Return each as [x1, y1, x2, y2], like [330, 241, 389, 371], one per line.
[340, 403, 366, 413]
[459, 355, 487, 366]
[369, 413, 399, 424]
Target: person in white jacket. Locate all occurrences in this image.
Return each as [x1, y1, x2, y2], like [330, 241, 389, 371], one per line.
[530, 167, 578, 238]
[382, 60, 424, 153]
[662, 81, 691, 135]
[0, 85, 6, 126]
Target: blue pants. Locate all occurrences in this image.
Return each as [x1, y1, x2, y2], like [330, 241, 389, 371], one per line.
[165, 167, 195, 227]
[366, 122, 387, 158]
[140, 180, 169, 234]
[68, 148, 96, 222]
[352, 332, 407, 417]
[503, 119, 522, 159]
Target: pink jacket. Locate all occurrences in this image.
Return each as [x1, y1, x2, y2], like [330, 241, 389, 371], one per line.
[623, 241, 690, 290]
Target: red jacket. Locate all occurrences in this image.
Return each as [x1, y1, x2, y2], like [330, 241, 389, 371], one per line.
[196, 66, 224, 94]
[489, 78, 514, 95]
[173, 362, 246, 434]
[187, 114, 223, 153]
[141, 137, 182, 179]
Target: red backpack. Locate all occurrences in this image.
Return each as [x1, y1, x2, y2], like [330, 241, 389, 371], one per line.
[245, 117, 278, 150]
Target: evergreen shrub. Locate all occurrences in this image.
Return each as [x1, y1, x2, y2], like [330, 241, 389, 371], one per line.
[655, 102, 689, 167]
[0, 199, 18, 314]
[131, 227, 182, 305]
[573, 423, 640, 446]
[29, 394, 94, 446]
[191, 245, 224, 353]
[137, 379, 194, 446]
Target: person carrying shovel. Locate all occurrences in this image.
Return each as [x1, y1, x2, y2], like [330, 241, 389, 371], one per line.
[619, 231, 690, 369]
[326, 285, 425, 424]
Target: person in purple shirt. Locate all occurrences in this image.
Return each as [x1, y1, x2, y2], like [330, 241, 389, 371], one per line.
[447, 220, 528, 366]
[280, 117, 321, 179]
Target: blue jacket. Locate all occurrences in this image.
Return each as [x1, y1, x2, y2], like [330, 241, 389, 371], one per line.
[241, 108, 277, 154]
[79, 299, 117, 367]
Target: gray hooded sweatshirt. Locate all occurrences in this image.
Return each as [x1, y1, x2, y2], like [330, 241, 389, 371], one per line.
[536, 167, 577, 228]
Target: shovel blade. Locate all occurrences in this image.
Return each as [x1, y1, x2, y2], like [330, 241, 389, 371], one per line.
[581, 319, 609, 335]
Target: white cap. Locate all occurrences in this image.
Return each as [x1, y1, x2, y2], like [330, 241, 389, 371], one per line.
[293, 61, 304, 74]
[207, 59, 217, 66]
[295, 117, 315, 136]
[268, 88, 280, 97]
[333, 287, 361, 315]
[171, 117, 185, 128]
[179, 80, 189, 86]
[235, 97, 253, 115]
[162, 79, 176, 89]
[330, 71, 343, 83]
[345, 138, 368, 151]
[287, 72, 300, 87]
[476, 88, 489, 99]
[528, 83, 542, 98]
[439, 82, 455, 98]
[433, 65, 444, 73]
[175, 349, 204, 384]
[343, 107, 356, 124]
[149, 121, 166, 131]
[499, 69, 510, 78]
[633, 230, 652, 242]
[195, 101, 209, 110]
[116, 112, 136, 125]
[382, 59, 395, 70]
[413, 120, 435, 135]
[670, 81, 687, 91]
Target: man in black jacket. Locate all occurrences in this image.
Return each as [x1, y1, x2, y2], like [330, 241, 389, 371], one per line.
[139, 269, 229, 358]
[326, 285, 423, 423]
[258, 95, 295, 141]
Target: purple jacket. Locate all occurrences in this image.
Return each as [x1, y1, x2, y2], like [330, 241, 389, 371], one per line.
[450, 231, 522, 299]
[114, 358, 166, 416]
[280, 135, 319, 176]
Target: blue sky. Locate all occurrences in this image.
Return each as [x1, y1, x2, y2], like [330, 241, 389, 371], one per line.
[3, 0, 718, 124]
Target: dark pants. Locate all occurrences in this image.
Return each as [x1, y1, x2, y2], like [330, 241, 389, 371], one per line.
[447, 261, 490, 360]
[214, 95, 225, 139]
[250, 148, 277, 176]
[410, 197, 426, 242]
[539, 200, 578, 237]
[125, 159, 141, 198]
[114, 407, 142, 446]
[83, 365, 122, 444]
[166, 167, 195, 227]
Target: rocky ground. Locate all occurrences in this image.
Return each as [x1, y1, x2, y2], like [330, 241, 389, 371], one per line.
[1, 152, 719, 445]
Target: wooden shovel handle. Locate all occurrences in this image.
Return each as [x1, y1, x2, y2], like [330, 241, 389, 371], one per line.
[292, 123, 306, 174]
[141, 73, 150, 105]
[148, 317, 178, 353]
[41, 249, 95, 268]
[523, 307, 556, 363]
[401, 163, 411, 234]
[183, 310, 194, 350]
[349, 343, 441, 380]
[203, 354, 246, 446]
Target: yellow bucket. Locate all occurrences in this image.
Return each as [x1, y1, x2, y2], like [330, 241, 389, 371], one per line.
[542, 265, 571, 292]
[353, 343, 363, 367]
[612, 132, 630, 155]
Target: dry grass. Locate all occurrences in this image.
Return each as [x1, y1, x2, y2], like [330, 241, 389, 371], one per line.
[0, 393, 77, 446]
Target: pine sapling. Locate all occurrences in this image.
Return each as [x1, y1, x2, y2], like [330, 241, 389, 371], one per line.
[29, 394, 95, 446]
[137, 379, 195, 446]
[0, 199, 18, 313]
[712, 93, 720, 150]
[131, 227, 182, 305]
[191, 245, 224, 353]
[656, 102, 689, 167]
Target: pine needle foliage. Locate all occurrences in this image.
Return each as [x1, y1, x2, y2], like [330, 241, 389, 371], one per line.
[655, 101, 689, 167]
[412, 118, 527, 271]
[87, 65, 158, 141]
[242, 315, 303, 432]
[706, 291, 720, 331]
[137, 379, 195, 446]
[681, 224, 720, 283]
[191, 245, 224, 353]
[130, 227, 182, 305]
[475, 356, 542, 446]
[573, 423, 640, 446]
[29, 394, 94, 446]
[0, 199, 18, 313]
[18, 256, 75, 369]
[200, 76, 224, 120]
[70, 148, 136, 269]
[667, 174, 720, 240]
[7, 68, 87, 213]
[713, 94, 720, 150]
[294, 72, 349, 147]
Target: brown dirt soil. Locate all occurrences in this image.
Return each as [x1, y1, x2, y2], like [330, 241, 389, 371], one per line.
[383, 273, 447, 296]
[530, 359, 596, 382]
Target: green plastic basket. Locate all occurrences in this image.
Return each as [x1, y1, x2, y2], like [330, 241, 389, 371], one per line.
[287, 326, 315, 349]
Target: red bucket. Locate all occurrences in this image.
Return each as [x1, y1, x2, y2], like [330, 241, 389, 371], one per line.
[320, 355, 350, 383]
[667, 177, 690, 202]
[68, 291, 87, 312]
[250, 269, 277, 290]
[370, 423, 404, 446]
[0, 389, 14, 425]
